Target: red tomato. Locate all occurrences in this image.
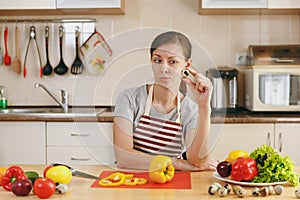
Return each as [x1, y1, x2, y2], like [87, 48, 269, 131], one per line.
[33, 178, 56, 199]
[43, 166, 53, 178]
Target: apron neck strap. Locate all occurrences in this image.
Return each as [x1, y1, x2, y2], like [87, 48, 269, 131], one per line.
[145, 85, 181, 123]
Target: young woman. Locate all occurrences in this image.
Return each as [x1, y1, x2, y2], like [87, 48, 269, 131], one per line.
[113, 31, 217, 171]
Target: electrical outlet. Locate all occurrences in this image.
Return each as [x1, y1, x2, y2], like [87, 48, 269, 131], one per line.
[235, 53, 247, 66]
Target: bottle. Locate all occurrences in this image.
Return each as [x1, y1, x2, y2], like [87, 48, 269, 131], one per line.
[0, 86, 8, 109]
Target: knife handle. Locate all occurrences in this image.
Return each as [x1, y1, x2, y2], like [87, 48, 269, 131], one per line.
[50, 163, 73, 170]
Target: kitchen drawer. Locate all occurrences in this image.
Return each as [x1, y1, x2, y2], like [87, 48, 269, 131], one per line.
[47, 122, 113, 147]
[47, 146, 115, 165]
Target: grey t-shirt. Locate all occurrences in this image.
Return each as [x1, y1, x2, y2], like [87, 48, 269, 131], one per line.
[113, 85, 198, 139]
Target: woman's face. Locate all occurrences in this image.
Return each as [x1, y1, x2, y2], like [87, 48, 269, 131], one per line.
[151, 43, 190, 89]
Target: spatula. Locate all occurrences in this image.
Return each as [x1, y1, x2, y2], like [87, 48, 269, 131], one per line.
[12, 26, 21, 73]
[70, 26, 83, 75]
[3, 26, 11, 66]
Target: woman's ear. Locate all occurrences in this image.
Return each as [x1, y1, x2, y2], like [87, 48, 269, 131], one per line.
[185, 58, 192, 68]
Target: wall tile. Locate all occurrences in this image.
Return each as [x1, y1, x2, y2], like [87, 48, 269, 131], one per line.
[140, 0, 171, 28]
[0, 2, 299, 106]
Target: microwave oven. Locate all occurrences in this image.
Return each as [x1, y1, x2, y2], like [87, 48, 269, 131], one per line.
[245, 67, 300, 112]
[244, 44, 300, 112]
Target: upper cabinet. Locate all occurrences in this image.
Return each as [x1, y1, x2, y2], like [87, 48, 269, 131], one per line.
[0, 0, 124, 15]
[0, 0, 55, 9]
[268, 0, 300, 9]
[199, 0, 300, 14]
[56, 0, 121, 8]
[201, 0, 267, 9]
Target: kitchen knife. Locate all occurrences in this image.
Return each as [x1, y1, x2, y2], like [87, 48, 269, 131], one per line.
[50, 163, 101, 180]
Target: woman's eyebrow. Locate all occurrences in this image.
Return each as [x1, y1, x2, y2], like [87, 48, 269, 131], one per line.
[152, 54, 162, 57]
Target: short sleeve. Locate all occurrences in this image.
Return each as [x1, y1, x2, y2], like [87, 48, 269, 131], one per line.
[113, 89, 134, 122]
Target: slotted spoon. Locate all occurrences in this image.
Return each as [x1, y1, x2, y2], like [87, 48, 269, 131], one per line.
[71, 26, 83, 75]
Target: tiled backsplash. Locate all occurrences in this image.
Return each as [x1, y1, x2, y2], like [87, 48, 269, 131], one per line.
[0, 0, 299, 107]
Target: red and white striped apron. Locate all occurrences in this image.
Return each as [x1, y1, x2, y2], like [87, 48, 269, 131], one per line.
[133, 85, 183, 158]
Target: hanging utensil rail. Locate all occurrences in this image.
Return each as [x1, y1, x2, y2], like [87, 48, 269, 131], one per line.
[0, 18, 96, 24]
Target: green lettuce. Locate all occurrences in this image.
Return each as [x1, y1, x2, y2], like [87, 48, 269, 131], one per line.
[249, 144, 299, 186]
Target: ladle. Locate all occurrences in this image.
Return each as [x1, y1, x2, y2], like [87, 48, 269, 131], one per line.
[54, 25, 68, 75]
[42, 26, 53, 76]
[12, 25, 21, 73]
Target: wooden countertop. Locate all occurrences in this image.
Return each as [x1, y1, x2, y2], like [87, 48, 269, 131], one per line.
[0, 165, 299, 200]
[1, 107, 300, 123]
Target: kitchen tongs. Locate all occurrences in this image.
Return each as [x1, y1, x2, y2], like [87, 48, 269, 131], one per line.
[50, 163, 101, 180]
[23, 25, 43, 78]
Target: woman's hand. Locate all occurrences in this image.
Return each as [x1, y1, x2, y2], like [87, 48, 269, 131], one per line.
[181, 67, 213, 107]
[173, 157, 218, 171]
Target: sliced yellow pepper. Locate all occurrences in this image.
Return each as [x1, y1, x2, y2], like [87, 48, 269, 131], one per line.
[124, 177, 147, 186]
[98, 173, 147, 187]
[149, 155, 175, 184]
[98, 172, 126, 186]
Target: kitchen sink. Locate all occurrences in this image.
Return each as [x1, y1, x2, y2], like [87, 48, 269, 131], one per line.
[0, 107, 113, 117]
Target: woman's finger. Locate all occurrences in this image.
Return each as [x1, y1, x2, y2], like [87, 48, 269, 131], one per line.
[186, 67, 199, 77]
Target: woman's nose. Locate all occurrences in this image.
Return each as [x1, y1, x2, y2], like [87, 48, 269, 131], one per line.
[161, 65, 169, 73]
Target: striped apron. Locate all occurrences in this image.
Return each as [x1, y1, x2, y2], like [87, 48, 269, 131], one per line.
[133, 85, 183, 158]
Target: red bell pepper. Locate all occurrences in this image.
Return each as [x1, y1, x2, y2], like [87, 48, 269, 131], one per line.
[231, 157, 258, 182]
[2, 166, 27, 191]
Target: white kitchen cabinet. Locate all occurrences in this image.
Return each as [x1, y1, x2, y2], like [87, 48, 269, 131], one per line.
[274, 124, 300, 165]
[0, 0, 124, 15]
[56, 0, 122, 8]
[210, 123, 300, 166]
[0, 122, 46, 166]
[0, 0, 55, 9]
[268, 0, 300, 9]
[47, 122, 115, 165]
[210, 123, 274, 161]
[201, 0, 267, 9]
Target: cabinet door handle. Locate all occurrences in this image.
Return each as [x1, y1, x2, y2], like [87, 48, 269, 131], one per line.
[70, 133, 90, 137]
[278, 132, 282, 152]
[70, 157, 91, 161]
[266, 132, 271, 146]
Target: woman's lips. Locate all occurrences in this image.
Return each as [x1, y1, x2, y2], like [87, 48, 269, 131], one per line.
[160, 77, 170, 81]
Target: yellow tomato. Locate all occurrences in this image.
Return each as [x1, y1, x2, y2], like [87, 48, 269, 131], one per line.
[226, 150, 249, 163]
[46, 166, 72, 184]
[0, 167, 7, 186]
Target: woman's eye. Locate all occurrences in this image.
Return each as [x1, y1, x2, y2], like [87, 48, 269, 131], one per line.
[153, 58, 161, 63]
[169, 60, 178, 65]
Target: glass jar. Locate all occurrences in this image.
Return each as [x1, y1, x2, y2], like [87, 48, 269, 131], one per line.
[0, 86, 8, 109]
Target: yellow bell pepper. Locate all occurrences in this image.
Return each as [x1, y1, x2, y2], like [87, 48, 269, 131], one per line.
[98, 172, 126, 186]
[226, 150, 249, 163]
[149, 155, 175, 184]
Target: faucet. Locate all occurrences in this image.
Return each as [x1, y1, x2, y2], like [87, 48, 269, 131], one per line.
[34, 83, 68, 113]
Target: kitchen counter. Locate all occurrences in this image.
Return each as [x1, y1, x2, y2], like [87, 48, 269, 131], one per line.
[0, 165, 299, 200]
[1, 106, 300, 123]
[212, 108, 300, 123]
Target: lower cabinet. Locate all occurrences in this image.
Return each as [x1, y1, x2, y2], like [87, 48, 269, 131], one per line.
[0, 122, 46, 166]
[210, 123, 300, 166]
[46, 122, 115, 165]
[210, 123, 274, 161]
[274, 123, 300, 166]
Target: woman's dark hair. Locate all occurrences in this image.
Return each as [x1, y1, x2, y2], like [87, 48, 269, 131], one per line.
[150, 31, 192, 61]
